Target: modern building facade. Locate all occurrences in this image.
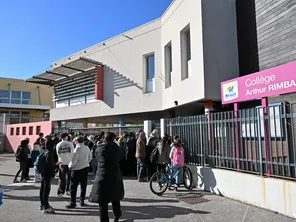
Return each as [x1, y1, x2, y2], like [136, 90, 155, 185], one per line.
[26, 0, 239, 125]
[0, 77, 52, 124]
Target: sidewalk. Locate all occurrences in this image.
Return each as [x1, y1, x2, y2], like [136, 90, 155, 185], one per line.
[0, 153, 295, 222]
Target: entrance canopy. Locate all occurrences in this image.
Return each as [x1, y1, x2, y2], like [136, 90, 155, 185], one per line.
[26, 57, 103, 86]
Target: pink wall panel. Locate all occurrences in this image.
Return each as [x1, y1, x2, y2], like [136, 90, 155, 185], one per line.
[5, 121, 53, 152]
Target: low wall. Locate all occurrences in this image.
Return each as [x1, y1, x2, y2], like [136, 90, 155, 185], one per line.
[187, 165, 296, 219]
[5, 121, 53, 152]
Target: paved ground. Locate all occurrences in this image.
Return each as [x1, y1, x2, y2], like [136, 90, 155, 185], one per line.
[0, 153, 295, 222]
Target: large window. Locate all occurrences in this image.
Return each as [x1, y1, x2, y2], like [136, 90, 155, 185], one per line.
[0, 90, 9, 103]
[7, 111, 30, 124]
[55, 94, 96, 108]
[11, 91, 31, 104]
[165, 42, 172, 88]
[181, 24, 192, 80]
[145, 54, 155, 93]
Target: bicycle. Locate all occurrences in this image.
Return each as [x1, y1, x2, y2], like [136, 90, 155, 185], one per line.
[149, 164, 193, 195]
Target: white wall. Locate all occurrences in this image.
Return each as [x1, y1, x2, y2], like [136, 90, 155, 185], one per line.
[161, 0, 205, 110]
[190, 166, 296, 219]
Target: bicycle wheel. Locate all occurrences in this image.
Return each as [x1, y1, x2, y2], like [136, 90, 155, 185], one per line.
[149, 171, 169, 195]
[183, 166, 192, 190]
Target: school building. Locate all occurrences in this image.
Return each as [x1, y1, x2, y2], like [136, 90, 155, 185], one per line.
[25, 0, 239, 126]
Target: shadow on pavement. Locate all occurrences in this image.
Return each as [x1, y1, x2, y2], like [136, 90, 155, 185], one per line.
[0, 173, 15, 177]
[53, 203, 210, 221]
[122, 197, 179, 203]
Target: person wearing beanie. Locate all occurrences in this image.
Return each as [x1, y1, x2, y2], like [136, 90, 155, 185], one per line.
[39, 139, 56, 214]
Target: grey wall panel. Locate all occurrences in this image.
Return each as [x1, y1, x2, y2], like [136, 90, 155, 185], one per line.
[255, 0, 296, 70]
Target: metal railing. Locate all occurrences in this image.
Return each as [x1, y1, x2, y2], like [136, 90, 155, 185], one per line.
[164, 103, 296, 180]
[54, 125, 144, 136]
[2, 116, 49, 125]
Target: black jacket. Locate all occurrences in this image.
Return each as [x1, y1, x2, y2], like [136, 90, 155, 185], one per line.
[17, 142, 30, 162]
[89, 142, 125, 204]
[42, 140, 56, 179]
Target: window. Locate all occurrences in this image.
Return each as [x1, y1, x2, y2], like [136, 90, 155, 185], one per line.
[36, 126, 41, 135]
[22, 127, 26, 135]
[181, 24, 192, 80]
[22, 92, 31, 104]
[86, 94, 96, 103]
[11, 91, 21, 104]
[10, 128, 14, 136]
[0, 90, 9, 104]
[29, 126, 33, 135]
[16, 127, 20, 135]
[165, 42, 172, 88]
[241, 103, 283, 138]
[21, 111, 30, 123]
[10, 91, 31, 104]
[145, 54, 155, 93]
[9, 111, 21, 124]
[56, 99, 69, 108]
[70, 96, 86, 106]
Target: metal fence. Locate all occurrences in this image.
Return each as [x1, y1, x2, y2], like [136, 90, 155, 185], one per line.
[54, 125, 144, 136]
[2, 115, 48, 125]
[164, 102, 296, 180]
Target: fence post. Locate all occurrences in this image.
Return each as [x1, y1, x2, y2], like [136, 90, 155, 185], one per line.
[262, 97, 271, 177]
[234, 103, 241, 171]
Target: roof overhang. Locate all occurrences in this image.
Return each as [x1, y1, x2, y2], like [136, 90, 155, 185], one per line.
[26, 57, 103, 86]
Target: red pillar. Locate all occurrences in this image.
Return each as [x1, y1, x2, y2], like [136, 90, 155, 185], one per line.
[95, 66, 104, 101]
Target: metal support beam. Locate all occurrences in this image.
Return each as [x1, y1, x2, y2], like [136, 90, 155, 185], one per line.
[61, 64, 85, 72]
[32, 76, 55, 82]
[79, 57, 103, 66]
[46, 71, 69, 78]
[25, 80, 54, 86]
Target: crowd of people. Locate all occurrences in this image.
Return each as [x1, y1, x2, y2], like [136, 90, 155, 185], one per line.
[12, 129, 184, 222]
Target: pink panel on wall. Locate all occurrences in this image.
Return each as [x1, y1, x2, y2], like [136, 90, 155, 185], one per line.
[5, 121, 53, 153]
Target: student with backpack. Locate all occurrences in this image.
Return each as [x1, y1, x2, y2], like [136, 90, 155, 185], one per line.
[13, 140, 31, 183]
[169, 140, 185, 189]
[36, 139, 57, 214]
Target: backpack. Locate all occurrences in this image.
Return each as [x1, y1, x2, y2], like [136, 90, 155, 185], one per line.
[15, 146, 23, 162]
[34, 151, 47, 173]
[150, 147, 159, 164]
[172, 147, 184, 168]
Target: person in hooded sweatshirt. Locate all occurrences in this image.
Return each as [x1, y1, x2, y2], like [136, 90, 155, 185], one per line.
[39, 139, 56, 214]
[56, 133, 74, 197]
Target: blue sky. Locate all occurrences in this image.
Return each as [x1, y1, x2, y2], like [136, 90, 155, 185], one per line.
[0, 0, 172, 79]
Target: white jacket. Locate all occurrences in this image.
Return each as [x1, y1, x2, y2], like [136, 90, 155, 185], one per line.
[68, 143, 92, 171]
[56, 140, 74, 165]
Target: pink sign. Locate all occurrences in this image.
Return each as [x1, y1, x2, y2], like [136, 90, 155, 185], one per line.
[221, 61, 296, 104]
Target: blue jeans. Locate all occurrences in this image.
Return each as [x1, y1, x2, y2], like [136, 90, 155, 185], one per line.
[34, 169, 40, 179]
[170, 162, 180, 185]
